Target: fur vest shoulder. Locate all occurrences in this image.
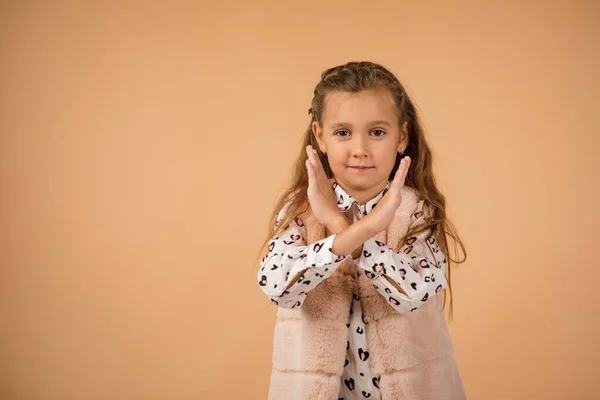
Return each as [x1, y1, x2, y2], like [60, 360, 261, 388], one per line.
[267, 186, 466, 400]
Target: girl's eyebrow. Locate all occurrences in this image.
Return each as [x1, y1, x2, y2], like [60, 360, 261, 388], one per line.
[330, 120, 391, 129]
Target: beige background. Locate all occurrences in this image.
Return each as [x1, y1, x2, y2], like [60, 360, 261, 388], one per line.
[1, 1, 599, 399]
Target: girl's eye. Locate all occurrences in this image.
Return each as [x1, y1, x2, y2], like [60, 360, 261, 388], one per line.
[334, 130, 350, 137]
[371, 129, 386, 137]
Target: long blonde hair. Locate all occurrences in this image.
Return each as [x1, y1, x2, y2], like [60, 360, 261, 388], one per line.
[255, 61, 466, 321]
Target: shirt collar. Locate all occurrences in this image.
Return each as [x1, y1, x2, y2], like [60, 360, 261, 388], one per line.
[331, 179, 390, 217]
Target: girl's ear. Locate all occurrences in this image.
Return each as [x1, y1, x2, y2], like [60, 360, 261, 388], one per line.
[312, 121, 327, 154]
[397, 121, 409, 152]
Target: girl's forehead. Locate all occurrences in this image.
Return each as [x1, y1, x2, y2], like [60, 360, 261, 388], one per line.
[322, 89, 398, 126]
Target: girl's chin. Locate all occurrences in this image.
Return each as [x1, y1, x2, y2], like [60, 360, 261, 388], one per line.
[338, 174, 385, 186]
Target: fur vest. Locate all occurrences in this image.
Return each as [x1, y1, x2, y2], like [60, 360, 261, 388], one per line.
[267, 186, 466, 400]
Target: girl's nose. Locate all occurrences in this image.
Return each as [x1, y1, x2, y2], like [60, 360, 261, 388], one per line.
[351, 136, 369, 157]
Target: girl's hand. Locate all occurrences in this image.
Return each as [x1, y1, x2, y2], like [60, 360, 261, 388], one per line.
[305, 145, 345, 231]
[363, 156, 412, 235]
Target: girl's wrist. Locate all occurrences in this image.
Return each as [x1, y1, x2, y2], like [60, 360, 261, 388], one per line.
[327, 214, 350, 234]
[356, 214, 379, 238]
[331, 217, 375, 256]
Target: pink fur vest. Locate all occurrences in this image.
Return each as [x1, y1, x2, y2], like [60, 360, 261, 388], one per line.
[267, 186, 466, 399]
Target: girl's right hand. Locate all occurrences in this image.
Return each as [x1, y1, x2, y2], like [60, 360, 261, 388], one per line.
[305, 145, 345, 230]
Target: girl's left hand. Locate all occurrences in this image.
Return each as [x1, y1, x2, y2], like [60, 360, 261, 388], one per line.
[363, 156, 412, 235]
[305, 145, 345, 230]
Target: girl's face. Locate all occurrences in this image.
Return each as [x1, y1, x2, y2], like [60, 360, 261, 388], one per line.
[312, 88, 408, 204]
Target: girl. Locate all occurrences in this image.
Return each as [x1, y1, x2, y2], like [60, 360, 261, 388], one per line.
[256, 61, 467, 400]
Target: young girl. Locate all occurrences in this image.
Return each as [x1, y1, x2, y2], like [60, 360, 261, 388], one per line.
[256, 61, 467, 400]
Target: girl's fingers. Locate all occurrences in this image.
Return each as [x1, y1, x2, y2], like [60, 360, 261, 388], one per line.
[306, 159, 315, 185]
[306, 146, 318, 169]
[392, 156, 411, 189]
[313, 151, 328, 181]
[307, 145, 328, 183]
[305, 145, 313, 167]
[400, 156, 411, 185]
[306, 147, 317, 176]
[306, 146, 332, 204]
[390, 160, 402, 188]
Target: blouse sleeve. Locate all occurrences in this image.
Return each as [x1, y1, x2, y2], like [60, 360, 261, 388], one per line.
[357, 200, 448, 314]
[257, 202, 350, 309]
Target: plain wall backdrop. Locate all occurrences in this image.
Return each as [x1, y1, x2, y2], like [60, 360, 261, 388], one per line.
[1, 1, 599, 399]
